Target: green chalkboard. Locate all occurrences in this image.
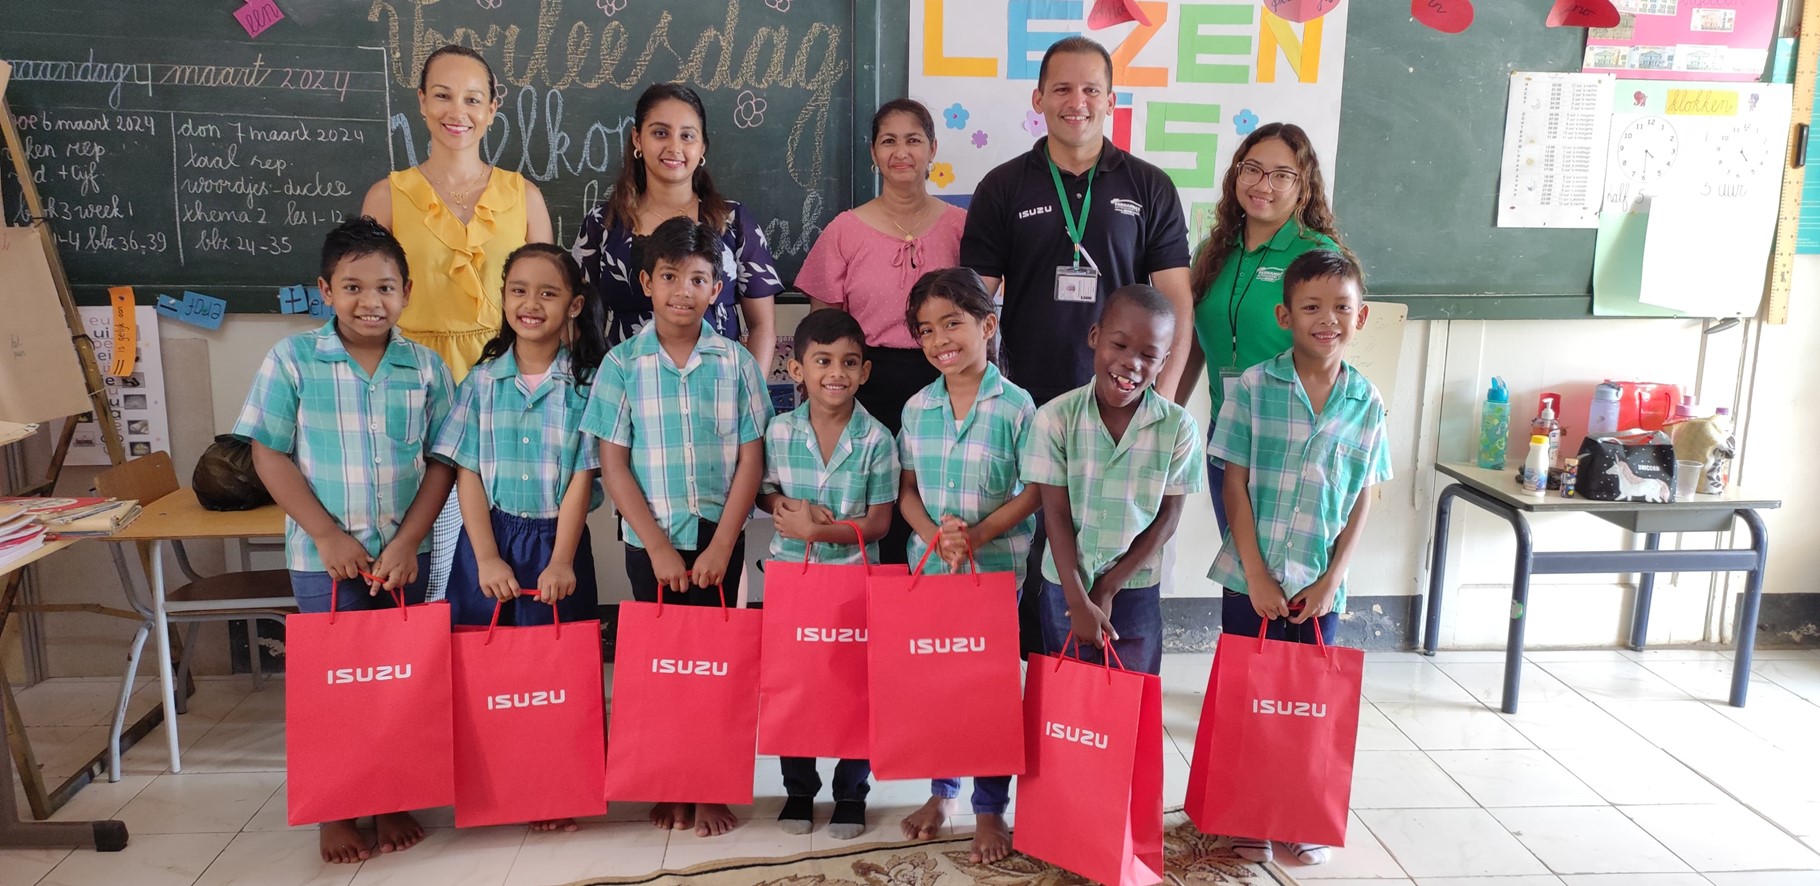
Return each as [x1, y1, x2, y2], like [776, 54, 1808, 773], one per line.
[1331, 0, 1600, 318]
[1, 0, 878, 311]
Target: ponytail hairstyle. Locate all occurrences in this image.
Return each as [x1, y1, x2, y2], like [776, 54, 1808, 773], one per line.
[608, 83, 731, 235]
[416, 44, 503, 104]
[1189, 122, 1352, 304]
[476, 244, 609, 385]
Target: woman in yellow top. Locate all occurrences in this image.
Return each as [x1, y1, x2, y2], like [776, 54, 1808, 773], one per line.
[360, 45, 554, 384]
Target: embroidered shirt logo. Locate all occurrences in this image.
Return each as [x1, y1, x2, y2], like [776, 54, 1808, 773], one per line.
[1017, 205, 1054, 220]
[325, 665, 412, 684]
[1255, 266, 1285, 282]
[1109, 198, 1142, 216]
[486, 690, 568, 710]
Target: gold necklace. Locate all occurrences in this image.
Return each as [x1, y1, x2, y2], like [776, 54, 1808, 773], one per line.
[885, 198, 933, 242]
[427, 165, 491, 212]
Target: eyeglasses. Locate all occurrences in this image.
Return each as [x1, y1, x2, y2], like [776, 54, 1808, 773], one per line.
[1235, 161, 1300, 192]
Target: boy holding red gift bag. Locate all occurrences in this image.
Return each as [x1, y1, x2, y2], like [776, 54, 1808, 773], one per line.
[582, 216, 773, 838]
[236, 218, 457, 864]
[756, 309, 899, 839]
[1199, 249, 1389, 864]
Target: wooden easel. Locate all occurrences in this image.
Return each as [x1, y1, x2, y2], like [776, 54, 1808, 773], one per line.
[0, 58, 136, 837]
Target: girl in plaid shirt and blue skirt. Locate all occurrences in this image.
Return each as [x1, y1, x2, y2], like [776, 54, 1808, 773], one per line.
[433, 244, 608, 643]
[894, 267, 1042, 864]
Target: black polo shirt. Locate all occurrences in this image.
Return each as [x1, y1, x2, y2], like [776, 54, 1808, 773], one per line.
[960, 137, 1190, 405]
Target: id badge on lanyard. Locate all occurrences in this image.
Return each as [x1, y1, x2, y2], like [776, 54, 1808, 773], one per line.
[1219, 366, 1242, 404]
[1047, 148, 1100, 304]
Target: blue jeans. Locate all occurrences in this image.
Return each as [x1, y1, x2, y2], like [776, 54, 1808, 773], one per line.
[1208, 459, 1230, 535]
[289, 552, 431, 614]
[1221, 589, 1339, 645]
[782, 757, 871, 803]
[1038, 579, 1164, 676]
[930, 774, 1012, 815]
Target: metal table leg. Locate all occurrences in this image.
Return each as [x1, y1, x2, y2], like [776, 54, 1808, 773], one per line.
[148, 540, 183, 772]
[1730, 509, 1768, 707]
[0, 687, 128, 851]
[1502, 512, 1535, 714]
[1422, 485, 1461, 655]
[1628, 532, 1661, 651]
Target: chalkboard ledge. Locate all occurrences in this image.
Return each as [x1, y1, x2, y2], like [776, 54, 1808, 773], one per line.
[1374, 294, 1595, 321]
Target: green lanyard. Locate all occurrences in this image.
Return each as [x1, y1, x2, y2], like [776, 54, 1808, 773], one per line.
[1046, 145, 1096, 268]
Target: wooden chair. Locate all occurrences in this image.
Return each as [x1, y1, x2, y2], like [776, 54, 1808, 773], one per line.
[95, 452, 293, 780]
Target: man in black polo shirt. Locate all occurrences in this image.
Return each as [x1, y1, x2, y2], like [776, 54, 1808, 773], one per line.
[960, 35, 1194, 407]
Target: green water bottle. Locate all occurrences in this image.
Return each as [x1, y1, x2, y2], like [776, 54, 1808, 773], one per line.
[1478, 377, 1510, 470]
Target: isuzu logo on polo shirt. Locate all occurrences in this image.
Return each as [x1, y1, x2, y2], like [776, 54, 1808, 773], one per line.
[1045, 721, 1110, 749]
[325, 665, 412, 684]
[908, 636, 986, 654]
[796, 627, 867, 643]
[1252, 698, 1328, 718]
[1017, 205, 1054, 220]
[485, 690, 567, 710]
[1255, 267, 1285, 282]
[652, 658, 730, 676]
[1109, 198, 1143, 216]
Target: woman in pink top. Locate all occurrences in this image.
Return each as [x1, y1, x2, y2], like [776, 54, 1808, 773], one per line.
[798, 98, 965, 437]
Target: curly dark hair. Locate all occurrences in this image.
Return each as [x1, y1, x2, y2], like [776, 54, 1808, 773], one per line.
[1189, 122, 1352, 304]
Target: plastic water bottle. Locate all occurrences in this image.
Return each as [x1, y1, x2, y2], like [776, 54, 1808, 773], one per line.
[1587, 382, 1622, 438]
[1521, 434, 1550, 492]
[1478, 377, 1511, 470]
[1531, 403, 1562, 469]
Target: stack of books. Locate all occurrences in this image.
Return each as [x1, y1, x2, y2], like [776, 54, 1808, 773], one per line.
[0, 504, 47, 571]
[0, 496, 142, 537]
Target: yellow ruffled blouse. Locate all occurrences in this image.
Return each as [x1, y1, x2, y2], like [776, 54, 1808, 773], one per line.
[388, 167, 529, 383]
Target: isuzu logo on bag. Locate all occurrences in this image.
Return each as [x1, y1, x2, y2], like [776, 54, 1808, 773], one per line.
[796, 627, 866, 643]
[1044, 720, 1109, 749]
[324, 664, 412, 684]
[1251, 698, 1328, 718]
[652, 658, 729, 676]
[908, 636, 986, 655]
[484, 690, 567, 710]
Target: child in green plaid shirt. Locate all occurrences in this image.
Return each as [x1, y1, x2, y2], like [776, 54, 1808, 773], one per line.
[236, 217, 455, 864]
[1207, 249, 1391, 866]
[580, 216, 771, 838]
[894, 267, 1042, 863]
[758, 309, 898, 841]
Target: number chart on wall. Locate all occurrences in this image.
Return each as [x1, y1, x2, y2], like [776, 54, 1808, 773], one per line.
[908, 0, 1348, 246]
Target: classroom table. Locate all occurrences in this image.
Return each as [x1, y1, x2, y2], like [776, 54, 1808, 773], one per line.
[0, 539, 129, 851]
[109, 489, 285, 773]
[1422, 463, 1780, 714]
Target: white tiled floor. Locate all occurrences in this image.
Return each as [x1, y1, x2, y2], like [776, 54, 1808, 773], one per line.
[7, 647, 1820, 886]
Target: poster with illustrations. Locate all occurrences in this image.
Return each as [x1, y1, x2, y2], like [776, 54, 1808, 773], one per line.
[1583, 0, 1778, 81]
[53, 307, 170, 465]
[907, 0, 1349, 246]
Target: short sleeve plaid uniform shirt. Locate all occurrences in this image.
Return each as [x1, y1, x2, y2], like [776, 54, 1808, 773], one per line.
[232, 321, 454, 573]
[1206, 352, 1393, 612]
[1021, 384, 1205, 589]
[431, 347, 602, 520]
[578, 321, 771, 549]
[897, 365, 1037, 582]
[760, 403, 899, 564]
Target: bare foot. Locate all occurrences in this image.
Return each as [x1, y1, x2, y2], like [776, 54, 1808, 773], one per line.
[318, 819, 371, 864]
[900, 795, 952, 841]
[374, 811, 425, 854]
[650, 802, 692, 830]
[969, 813, 1012, 865]
[694, 802, 738, 837]
[530, 818, 579, 832]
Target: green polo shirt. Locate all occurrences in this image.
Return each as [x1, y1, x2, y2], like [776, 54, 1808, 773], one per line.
[1193, 222, 1337, 420]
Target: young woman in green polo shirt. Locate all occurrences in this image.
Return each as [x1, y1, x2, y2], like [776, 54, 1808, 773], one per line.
[1178, 123, 1351, 528]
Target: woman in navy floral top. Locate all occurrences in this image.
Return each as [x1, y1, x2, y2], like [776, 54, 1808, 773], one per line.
[570, 83, 780, 371]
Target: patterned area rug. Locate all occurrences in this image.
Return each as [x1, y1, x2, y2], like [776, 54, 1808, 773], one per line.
[573, 810, 1282, 885]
